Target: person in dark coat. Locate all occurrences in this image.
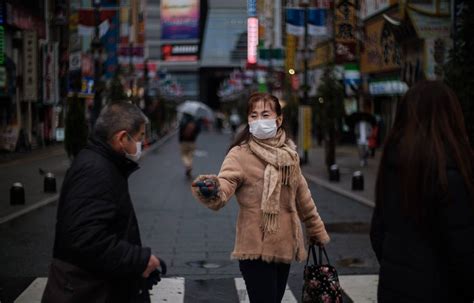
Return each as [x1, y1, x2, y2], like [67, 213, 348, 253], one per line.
[42, 102, 161, 303]
[370, 80, 474, 303]
[178, 113, 201, 178]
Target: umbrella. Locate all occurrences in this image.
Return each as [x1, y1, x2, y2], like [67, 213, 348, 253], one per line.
[177, 100, 215, 121]
[345, 112, 376, 128]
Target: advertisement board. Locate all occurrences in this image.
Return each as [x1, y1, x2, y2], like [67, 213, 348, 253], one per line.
[160, 0, 200, 41]
[360, 10, 401, 73]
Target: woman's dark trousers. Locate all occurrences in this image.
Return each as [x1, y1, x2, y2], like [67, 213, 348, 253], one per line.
[239, 259, 291, 303]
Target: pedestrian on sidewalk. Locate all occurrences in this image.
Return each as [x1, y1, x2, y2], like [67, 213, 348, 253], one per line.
[191, 93, 330, 303]
[179, 113, 201, 178]
[370, 81, 474, 303]
[42, 102, 162, 303]
[355, 119, 372, 167]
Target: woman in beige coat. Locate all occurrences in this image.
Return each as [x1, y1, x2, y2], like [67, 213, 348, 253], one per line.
[191, 93, 330, 303]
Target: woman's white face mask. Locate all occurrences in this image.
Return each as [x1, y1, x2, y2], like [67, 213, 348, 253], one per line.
[249, 119, 277, 140]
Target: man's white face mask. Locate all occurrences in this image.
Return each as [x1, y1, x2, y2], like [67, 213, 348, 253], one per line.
[249, 119, 277, 140]
[124, 134, 142, 162]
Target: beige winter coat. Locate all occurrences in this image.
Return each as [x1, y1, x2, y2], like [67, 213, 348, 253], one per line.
[191, 143, 330, 264]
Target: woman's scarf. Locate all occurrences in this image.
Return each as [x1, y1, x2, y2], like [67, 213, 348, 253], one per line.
[248, 129, 300, 233]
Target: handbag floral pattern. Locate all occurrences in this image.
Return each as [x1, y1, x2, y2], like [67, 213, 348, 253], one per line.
[302, 246, 344, 303]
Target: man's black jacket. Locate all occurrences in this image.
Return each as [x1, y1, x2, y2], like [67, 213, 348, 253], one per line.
[52, 137, 151, 302]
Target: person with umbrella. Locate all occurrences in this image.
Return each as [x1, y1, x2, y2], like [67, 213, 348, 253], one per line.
[178, 113, 201, 178]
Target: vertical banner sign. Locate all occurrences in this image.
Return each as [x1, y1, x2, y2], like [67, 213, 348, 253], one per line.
[286, 8, 305, 36]
[247, 17, 258, 64]
[23, 30, 38, 101]
[43, 44, 58, 105]
[248, 0, 257, 16]
[160, 0, 200, 40]
[334, 0, 357, 63]
[308, 8, 328, 37]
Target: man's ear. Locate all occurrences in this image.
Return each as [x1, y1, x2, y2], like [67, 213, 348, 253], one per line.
[115, 130, 128, 144]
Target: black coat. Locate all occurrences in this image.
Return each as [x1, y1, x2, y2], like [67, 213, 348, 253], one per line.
[51, 137, 151, 302]
[178, 115, 201, 143]
[370, 153, 474, 303]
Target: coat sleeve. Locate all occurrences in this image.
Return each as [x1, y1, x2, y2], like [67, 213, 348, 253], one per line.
[437, 168, 474, 290]
[370, 203, 384, 262]
[58, 164, 150, 276]
[295, 173, 330, 244]
[191, 147, 244, 211]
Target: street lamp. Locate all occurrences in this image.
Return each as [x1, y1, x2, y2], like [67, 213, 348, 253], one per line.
[300, 0, 310, 164]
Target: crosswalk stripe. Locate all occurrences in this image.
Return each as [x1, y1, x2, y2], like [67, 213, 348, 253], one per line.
[234, 277, 297, 303]
[339, 274, 378, 303]
[14, 278, 47, 303]
[150, 277, 185, 302]
[11, 275, 379, 302]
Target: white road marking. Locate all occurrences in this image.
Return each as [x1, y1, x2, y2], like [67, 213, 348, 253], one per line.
[150, 277, 185, 303]
[339, 274, 378, 303]
[14, 278, 47, 303]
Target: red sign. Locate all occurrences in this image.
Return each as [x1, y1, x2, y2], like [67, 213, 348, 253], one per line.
[161, 44, 198, 62]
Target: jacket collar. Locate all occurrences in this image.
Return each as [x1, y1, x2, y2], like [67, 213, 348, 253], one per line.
[86, 136, 139, 178]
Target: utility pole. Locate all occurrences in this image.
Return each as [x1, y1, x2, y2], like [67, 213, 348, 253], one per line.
[301, 0, 309, 164]
[91, 0, 103, 127]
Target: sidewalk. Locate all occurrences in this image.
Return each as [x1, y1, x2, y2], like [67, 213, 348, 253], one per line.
[0, 130, 178, 225]
[0, 145, 69, 224]
[302, 144, 380, 208]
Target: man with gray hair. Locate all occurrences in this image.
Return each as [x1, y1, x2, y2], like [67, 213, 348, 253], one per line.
[42, 102, 161, 303]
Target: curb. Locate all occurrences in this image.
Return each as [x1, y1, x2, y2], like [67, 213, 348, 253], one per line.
[0, 129, 178, 225]
[303, 172, 375, 208]
[0, 194, 59, 225]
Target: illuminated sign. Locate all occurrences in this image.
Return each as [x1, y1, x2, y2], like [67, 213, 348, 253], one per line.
[160, 0, 200, 41]
[161, 44, 199, 61]
[247, 17, 258, 64]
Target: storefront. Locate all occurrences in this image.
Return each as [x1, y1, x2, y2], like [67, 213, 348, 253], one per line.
[360, 6, 404, 140]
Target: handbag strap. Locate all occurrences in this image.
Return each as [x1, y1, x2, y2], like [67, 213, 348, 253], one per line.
[306, 245, 331, 265]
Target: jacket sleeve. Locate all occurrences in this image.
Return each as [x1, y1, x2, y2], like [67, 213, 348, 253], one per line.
[191, 147, 244, 211]
[295, 173, 330, 244]
[437, 168, 474, 288]
[58, 164, 150, 276]
[370, 203, 384, 262]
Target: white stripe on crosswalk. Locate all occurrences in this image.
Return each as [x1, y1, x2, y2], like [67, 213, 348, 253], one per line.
[339, 274, 378, 303]
[150, 277, 185, 302]
[12, 275, 379, 302]
[234, 277, 297, 303]
[14, 278, 47, 303]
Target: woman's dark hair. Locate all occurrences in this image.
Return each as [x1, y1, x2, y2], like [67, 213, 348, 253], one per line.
[375, 80, 474, 223]
[228, 92, 283, 152]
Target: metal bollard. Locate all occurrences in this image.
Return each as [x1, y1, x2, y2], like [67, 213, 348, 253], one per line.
[10, 182, 25, 205]
[352, 171, 364, 191]
[329, 164, 340, 182]
[44, 172, 57, 193]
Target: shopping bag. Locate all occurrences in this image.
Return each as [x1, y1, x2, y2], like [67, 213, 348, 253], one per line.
[302, 245, 344, 303]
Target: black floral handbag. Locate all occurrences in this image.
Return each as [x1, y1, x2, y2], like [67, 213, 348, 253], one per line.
[302, 245, 344, 303]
